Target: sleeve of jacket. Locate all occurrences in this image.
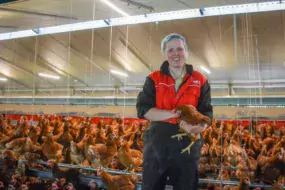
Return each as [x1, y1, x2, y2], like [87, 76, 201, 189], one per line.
[136, 76, 156, 119]
[197, 80, 213, 124]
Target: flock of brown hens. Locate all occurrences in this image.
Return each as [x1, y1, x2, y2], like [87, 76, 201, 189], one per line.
[200, 119, 285, 189]
[0, 111, 284, 190]
[0, 114, 146, 190]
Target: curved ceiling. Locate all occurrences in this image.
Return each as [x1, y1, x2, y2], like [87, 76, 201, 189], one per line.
[0, 0, 284, 98]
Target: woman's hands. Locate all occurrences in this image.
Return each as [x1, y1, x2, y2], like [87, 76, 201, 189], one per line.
[171, 109, 181, 118]
[144, 108, 180, 121]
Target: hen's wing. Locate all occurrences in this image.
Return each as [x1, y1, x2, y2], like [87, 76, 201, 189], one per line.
[129, 149, 142, 158]
[112, 175, 134, 187]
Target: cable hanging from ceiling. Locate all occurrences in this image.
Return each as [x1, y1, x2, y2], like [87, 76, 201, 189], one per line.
[87, 0, 97, 116]
[108, 8, 114, 119]
[122, 24, 129, 119]
[65, 0, 74, 118]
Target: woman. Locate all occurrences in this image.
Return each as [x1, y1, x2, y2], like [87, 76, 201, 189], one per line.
[136, 33, 213, 190]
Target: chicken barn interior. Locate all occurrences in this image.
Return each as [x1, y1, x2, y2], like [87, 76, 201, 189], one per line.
[0, 0, 285, 189]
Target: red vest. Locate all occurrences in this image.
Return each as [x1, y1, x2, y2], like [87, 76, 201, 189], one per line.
[149, 70, 207, 124]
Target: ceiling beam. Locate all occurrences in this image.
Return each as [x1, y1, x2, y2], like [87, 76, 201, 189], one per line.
[0, 72, 30, 89]
[201, 18, 222, 67]
[93, 31, 142, 73]
[175, 0, 192, 8]
[0, 25, 17, 29]
[0, 7, 78, 20]
[31, 41, 89, 86]
[0, 56, 56, 87]
[119, 37, 152, 71]
[13, 39, 89, 87]
[47, 34, 125, 85]
[119, 0, 154, 12]
[114, 25, 161, 71]
[0, 41, 65, 76]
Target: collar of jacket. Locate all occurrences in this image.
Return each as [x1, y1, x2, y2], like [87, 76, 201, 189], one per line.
[160, 61, 193, 77]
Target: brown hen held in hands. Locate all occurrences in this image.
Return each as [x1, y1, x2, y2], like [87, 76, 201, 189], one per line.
[175, 104, 211, 126]
[171, 104, 211, 154]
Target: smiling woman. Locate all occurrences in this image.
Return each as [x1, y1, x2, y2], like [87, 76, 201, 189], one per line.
[1, 0, 285, 189]
[162, 34, 188, 91]
[136, 33, 213, 190]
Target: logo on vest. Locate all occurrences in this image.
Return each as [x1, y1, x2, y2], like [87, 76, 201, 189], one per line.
[193, 80, 200, 84]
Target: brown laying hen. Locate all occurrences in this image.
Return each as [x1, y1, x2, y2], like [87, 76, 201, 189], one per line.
[88, 133, 118, 167]
[41, 133, 64, 163]
[97, 169, 137, 190]
[223, 177, 251, 190]
[47, 160, 80, 188]
[171, 104, 211, 154]
[117, 138, 142, 172]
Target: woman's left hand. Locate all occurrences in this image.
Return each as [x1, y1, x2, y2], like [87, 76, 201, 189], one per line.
[180, 121, 208, 134]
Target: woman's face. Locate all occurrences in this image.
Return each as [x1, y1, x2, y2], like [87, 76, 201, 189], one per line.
[164, 39, 187, 68]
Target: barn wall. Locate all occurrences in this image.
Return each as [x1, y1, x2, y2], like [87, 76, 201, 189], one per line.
[0, 104, 285, 120]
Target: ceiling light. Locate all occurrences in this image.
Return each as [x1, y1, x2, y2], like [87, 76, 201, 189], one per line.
[104, 96, 116, 99]
[200, 65, 211, 74]
[203, 1, 285, 16]
[2, 69, 10, 76]
[38, 73, 60, 79]
[0, 77, 7, 81]
[211, 85, 228, 89]
[109, 9, 200, 26]
[39, 20, 107, 35]
[232, 85, 263, 88]
[0, 30, 36, 40]
[101, 0, 130, 17]
[110, 69, 128, 77]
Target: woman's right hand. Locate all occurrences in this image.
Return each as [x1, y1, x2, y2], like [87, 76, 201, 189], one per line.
[171, 109, 181, 118]
[144, 108, 180, 121]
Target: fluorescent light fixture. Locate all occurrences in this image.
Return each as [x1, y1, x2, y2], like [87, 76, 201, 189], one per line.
[110, 69, 128, 77]
[203, 1, 285, 16]
[39, 20, 107, 35]
[211, 85, 228, 89]
[200, 65, 211, 74]
[211, 79, 285, 84]
[232, 84, 285, 88]
[121, 87, 141, 90]
[2, 69, 10, 76]
[104, 96, 116, 99]
[109, 9, 201, 26]
[92, 87, 115, 91]
[119, 89, 128, 94]
[101, 0, 130, 17]
[0, 77, 7, 81]
[0, 1, 285, 40]
[38, 73, 60, 79]
[0, 30, 37, 40]
[232, 85, 263, 89]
